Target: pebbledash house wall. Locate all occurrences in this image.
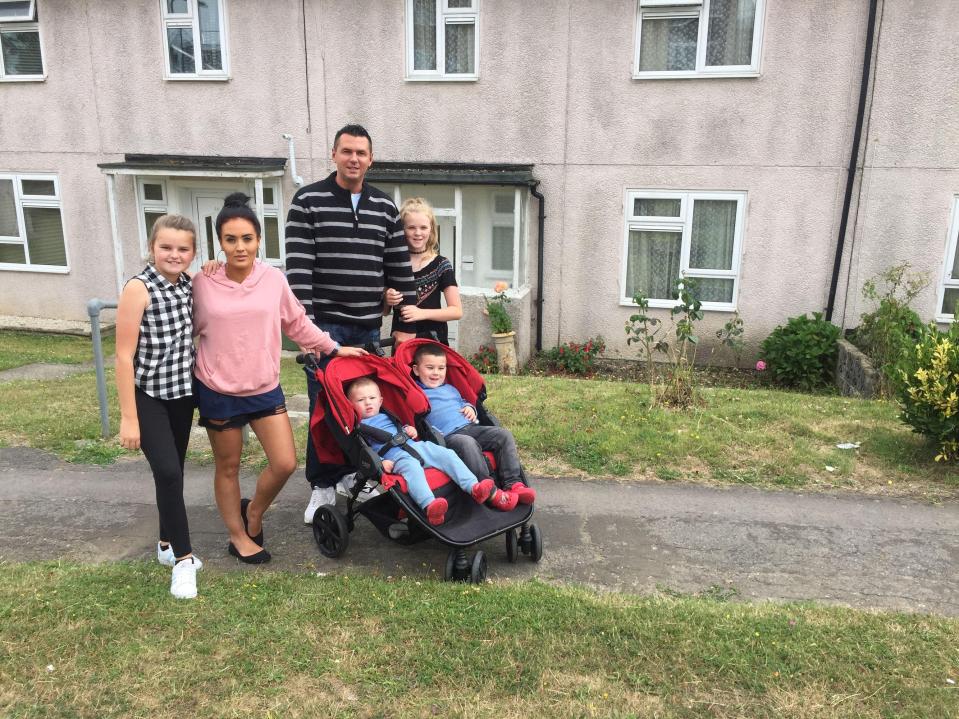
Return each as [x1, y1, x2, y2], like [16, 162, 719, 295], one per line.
[0, 1, 954, 365]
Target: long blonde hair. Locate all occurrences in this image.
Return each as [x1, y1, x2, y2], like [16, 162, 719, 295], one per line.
[147, 214, 197, 263]
[399, 197, 439, 259]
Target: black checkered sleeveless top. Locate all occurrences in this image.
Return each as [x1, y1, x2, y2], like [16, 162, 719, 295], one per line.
[132, 265, 194, 399]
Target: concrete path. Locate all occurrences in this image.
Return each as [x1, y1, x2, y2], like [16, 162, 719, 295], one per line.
[1, 446, 957, 616]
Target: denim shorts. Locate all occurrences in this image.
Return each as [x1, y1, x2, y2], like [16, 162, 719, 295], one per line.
[194, 378, 286, 431]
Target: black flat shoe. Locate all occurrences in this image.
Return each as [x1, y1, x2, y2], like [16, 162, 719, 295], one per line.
[240, 497, 264, 546]
[227, 541, 271, 564]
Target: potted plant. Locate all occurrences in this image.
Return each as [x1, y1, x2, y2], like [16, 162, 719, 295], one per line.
[484, 282, 517, 374]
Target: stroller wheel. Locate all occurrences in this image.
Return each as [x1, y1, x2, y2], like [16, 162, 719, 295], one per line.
[444, 550, 457, 581]
[470, 550, 488, 584]
[529, 523, 543, 563]
[445, 548, 469, 582]
[313, 505, 350, 558]
[505, 529, 518, 563]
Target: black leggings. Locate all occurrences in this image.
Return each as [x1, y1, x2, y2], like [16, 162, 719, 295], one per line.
[135, 389, 195, 558]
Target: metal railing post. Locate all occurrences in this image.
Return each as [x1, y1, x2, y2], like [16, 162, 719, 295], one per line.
[87, 298, 117, 438]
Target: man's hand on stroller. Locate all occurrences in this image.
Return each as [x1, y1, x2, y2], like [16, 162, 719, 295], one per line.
[336, 346, 368, 358]
[403, 424, 418, 440]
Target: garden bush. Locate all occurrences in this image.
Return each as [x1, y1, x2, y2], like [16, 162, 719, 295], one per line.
[541, 336, 606, 375]
[760, 312, 840, 390]
[849, 263, 927, 396]
[469, 344, 498, 374]
[893, 322, 959, 461]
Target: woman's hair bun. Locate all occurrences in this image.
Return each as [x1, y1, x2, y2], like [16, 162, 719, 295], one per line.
[223, 192, 251, 208]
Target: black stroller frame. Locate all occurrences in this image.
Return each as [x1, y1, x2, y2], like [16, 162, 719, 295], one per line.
[298, 344, 542, 583]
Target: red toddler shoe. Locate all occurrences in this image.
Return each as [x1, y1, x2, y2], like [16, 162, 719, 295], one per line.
[425, 498, 448, 526]
[486, 487, 519, 512]
[509, 482, 536, 505]
[471, 478, 496, 504]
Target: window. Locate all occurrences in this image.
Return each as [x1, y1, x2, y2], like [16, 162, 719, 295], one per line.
[634, 0, 763, 78]
[937, 197, 959, 320]
[257, 182, 283, 266]
[160, 0, 229, 80]
[0, 0, 44, 80]
[0, 173, 68, 271]
[622, 190, 745, 309]
[406, 0, 478, 80]
[390, 183, 526, 291]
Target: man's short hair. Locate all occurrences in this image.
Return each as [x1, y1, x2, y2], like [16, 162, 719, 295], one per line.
[413, 343, 447, 364]
[333, 124, 373, 152]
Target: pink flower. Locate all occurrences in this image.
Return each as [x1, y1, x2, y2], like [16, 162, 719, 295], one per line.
[755, 360, 767, 371]
[493, 281, 509, 293]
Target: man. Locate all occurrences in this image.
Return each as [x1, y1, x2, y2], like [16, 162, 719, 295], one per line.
[285, 123, 416, 523]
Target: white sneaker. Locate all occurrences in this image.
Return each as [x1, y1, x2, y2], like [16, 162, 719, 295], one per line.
[304, 486, 336, 524]
[157, 542, 175, 567]
[336, 473, 381, 503]
[170, 556, 202, 599]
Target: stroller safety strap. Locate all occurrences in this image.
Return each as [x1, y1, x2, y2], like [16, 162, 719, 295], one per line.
[357, 423, 425, 466]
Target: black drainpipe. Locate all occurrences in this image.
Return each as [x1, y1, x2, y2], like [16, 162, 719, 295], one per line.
[529, 181, 546, 352]
[825, 0, 879, 322]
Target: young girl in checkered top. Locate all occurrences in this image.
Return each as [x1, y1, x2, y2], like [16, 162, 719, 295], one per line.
[115, 214, 202, 599]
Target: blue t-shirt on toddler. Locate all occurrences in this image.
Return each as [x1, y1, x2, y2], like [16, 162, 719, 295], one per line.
[418, 382, 475, 435]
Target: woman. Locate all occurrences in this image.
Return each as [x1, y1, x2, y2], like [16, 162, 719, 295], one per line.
[386, 197, 462, 345]
[192, 193, 365, 563]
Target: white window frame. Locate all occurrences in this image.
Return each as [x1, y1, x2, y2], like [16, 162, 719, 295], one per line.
[405, 0, 479, 82]
[253, 178, 284, 267]
[935, 196, 959, 322]
[0, 172, 69, 273]
[633, 0, 764, 80]
[620, 189, 745, 311]
[135, 179, 169, 260]
[0, 0, 45, 82]
[159, 0, 230, 81]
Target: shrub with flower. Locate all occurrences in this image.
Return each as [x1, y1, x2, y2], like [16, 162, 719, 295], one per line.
[542, 337, 606, 375]
[483, 281, 512, 334]
[468, 344, 499, 374]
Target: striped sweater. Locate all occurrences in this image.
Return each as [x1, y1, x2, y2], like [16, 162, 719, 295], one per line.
[284, 172, 416, 330]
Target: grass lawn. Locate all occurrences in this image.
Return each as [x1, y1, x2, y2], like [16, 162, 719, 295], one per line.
[0, 351, 957, 498]
[1, 562, 956, 719]
[0, 331, 114, 372]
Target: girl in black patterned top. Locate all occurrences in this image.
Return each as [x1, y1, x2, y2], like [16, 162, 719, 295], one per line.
[387, 198, 461, 346]
[115, 214, 201, 600]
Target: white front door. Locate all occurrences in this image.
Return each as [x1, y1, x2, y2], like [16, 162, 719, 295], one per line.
[435, 215, 458, 348]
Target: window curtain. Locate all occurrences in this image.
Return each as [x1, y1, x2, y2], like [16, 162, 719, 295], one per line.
[0, 179, 17, 236]
[706, 0, 756, 66]
[444, 22, 474, 73]
[24, 207, 66, 266]
[690, 200, 736, 270]
[413, 0, 437, 70]
[634, 197, 682, 217]
[1, 30, 42, 75]
[640, 16, 698, 72]
[626, 230, 682, 300]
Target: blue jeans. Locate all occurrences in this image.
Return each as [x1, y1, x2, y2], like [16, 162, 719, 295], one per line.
[304, 321, 381, 489]
[388, 440, 479, 510]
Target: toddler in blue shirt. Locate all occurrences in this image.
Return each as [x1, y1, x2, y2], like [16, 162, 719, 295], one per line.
[412, 343, 535, 505]
[347, 376, 516, 525]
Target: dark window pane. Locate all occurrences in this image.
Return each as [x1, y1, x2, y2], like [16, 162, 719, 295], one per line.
[23, 206, 66, 266]
[144, 211, 165, 244]
[1, 29, 43, 75]
[262, 187, 274, 205]
[0, 242, 25, 263]
[942, 288, 959, 316]
[634, 197, 681, 217]
[197, 0, 222, 70]
[167, 0, 188, 13]
[447, 0, 472, 7]
[706, 0, 757, 67]
[167, 26, 195, 74]
[414, 0, 437, 71]
[639, 16, 698, 72]
[264, 216, 280, 259]
[626, 230, 682, 300]
[205, 215, 215, 260]
[0, 2, 33, 21]
[445, 21, 474, 73]
[143, 183, 164, 201]
[0, 179, 18, 236]
[21, 179, 55, 196]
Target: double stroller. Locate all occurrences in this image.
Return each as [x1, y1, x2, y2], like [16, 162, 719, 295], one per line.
[299, 338, 543, 583]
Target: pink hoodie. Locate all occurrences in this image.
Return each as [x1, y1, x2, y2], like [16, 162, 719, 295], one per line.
[192, 261, 336, 396]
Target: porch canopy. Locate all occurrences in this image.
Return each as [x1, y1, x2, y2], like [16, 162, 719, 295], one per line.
[366, 162, 535, 186]
[97, 154, 287, 293]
